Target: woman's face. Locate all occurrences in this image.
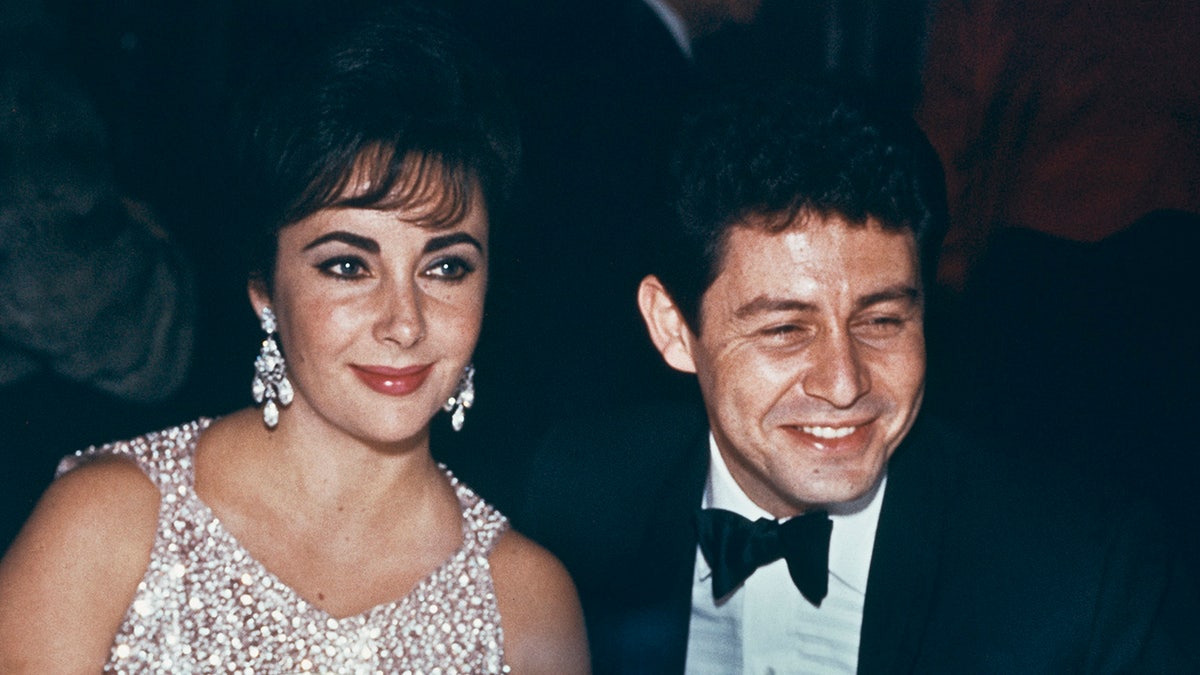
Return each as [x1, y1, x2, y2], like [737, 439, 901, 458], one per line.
[250, 190, 487, 447]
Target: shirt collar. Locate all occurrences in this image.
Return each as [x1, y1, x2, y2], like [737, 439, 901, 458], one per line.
[702, 432, 886, 595]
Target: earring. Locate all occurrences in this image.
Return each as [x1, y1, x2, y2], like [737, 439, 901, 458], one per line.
[252, 307, 293, 428]
[442, 364, 475, 432]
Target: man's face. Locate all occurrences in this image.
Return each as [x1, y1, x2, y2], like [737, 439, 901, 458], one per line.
[658, 216, 926, 517]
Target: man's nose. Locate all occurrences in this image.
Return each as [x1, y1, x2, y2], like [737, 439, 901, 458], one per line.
[375, 276, 426, 348]
[801, 330, 870, 408]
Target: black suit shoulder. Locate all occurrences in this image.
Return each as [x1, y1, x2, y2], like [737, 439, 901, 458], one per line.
[517, 398, 708, 573]
[869, 416, 1200, 672]
[518, 399, 709, 673]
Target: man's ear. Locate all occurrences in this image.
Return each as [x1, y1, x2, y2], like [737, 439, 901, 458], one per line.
[637, 275, 698, 374]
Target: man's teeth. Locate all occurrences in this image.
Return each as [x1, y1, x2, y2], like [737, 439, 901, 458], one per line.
[801, 425, 857, 439]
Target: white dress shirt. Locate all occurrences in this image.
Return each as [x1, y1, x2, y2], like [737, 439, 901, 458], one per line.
[686, 434, 886, 674]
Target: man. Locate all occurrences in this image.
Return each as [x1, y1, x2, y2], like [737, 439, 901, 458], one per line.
[518, 79, 1197, 673]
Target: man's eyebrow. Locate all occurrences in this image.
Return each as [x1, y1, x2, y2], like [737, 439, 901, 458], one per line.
[423, 232, 484, 255]
[732, 285, 921, 319]
[855, 285, 921, 310]
[302, 231, 380, 253]
[733, 296, 818, 320]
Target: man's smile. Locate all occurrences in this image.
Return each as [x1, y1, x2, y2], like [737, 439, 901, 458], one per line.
[800, 425, 858, 439]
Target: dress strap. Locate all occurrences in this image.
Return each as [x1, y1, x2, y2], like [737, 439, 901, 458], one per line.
[446, 468, 510, 556]
[55, 418, 210, 495]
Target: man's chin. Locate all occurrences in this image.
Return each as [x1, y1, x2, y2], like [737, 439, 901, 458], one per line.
[778, 463, 888, 514]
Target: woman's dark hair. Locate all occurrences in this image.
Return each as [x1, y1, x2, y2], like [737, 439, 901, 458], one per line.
[655, 77, 947, 333]
[234, 2, 519, 290]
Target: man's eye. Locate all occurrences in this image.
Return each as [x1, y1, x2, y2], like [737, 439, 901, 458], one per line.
[318, 257, 367, 278]
[758, 324, 811, 344]
[853, 316, 906, 338]
[425, 257, 474, 281]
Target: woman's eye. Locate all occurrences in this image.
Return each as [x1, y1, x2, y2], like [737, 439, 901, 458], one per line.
[424, 257, 474, 281]
[318, 257, 368, 279]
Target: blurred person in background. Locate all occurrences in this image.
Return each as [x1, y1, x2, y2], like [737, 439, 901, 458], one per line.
[0, 0, 196, 552]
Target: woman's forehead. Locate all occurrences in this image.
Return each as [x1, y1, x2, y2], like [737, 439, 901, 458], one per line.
[329, 150, 481, 231]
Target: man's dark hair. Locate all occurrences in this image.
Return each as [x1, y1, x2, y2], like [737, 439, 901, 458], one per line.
[234, 2, 520, 290]
[654, 78, 947, 332]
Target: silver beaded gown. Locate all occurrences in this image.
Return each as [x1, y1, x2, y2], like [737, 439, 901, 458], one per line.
[57, 419, 511, 674]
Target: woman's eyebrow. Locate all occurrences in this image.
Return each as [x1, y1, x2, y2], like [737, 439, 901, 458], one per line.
[424, 232, 483, 255]
[302, 231, 380, 253]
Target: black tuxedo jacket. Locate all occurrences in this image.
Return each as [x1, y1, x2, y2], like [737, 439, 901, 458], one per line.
[517, 401, 1198, 673]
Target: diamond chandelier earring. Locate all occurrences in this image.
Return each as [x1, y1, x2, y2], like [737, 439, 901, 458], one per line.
[443, 363, 475, 432]
[252, 307, 293, 429]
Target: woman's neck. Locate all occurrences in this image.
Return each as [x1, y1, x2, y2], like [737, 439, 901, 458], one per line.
[198, 406, 450, 521]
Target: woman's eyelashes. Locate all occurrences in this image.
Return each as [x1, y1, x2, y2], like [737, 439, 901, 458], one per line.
[318, 255, 370, 279]
[423, 255, 475, 282]
[313, 253, 479, 283]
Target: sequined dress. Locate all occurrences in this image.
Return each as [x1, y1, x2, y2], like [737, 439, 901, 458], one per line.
[57, 419, 511, 674]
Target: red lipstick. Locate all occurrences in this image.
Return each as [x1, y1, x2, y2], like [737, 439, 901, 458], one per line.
[351, 364, 432, 396]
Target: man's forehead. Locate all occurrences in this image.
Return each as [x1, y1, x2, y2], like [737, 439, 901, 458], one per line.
[717, 217, 919, 286]
[730, 283, 921, 321]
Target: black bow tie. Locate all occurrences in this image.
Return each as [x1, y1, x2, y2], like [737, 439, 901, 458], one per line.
[695, 507, 833, 606]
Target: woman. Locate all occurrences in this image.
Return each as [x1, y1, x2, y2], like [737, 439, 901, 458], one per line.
[0, 5, 588, 673]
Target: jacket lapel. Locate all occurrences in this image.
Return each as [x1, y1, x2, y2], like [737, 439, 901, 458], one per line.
[652, 426, 712, 673]
[857, 416, 951, 674]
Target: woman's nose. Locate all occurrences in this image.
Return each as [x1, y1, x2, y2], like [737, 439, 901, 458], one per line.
[375, 277, 426, 348]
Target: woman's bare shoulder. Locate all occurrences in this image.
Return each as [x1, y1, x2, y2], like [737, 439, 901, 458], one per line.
[9, 455, 161, 562]
[0, 456, 160, 671]
[490, 528, 590, 674]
